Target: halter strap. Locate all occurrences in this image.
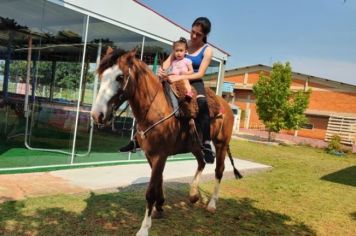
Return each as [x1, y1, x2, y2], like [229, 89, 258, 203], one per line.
[122, 68, 131, 91]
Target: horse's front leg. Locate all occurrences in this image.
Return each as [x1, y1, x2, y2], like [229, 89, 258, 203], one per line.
[153, 172, 165, 219]
[137, 157, 166, 236]
[189, 150, 206, 203]
[207, 144, 226, 213]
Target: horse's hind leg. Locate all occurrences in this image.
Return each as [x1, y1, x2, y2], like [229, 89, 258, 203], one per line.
[207, 143, 227, 213]
[189, 150, 206, 203]
[137, 157, 166, 236]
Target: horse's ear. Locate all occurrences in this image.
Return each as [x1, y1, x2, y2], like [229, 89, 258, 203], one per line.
[125, 48, 138, 66]
[129, 47, 137, 57]
[106, 46, 114, 55]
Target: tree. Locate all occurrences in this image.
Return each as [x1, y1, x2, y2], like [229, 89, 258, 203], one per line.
[0, 60, 94, 99]
[253, 62, 310, 141]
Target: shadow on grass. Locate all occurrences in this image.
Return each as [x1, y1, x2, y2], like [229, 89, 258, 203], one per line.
[0, 183, 316, 235]
[321, 166, 356, 187]
[351, 212, 356, 221]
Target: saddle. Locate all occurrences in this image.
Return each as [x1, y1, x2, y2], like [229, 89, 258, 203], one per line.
[164, 80, 222, 119]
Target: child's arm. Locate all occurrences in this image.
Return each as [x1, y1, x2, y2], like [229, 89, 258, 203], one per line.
[182, 59, 194, 75]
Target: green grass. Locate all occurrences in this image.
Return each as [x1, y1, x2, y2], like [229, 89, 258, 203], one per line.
[0, 140, 355, 235]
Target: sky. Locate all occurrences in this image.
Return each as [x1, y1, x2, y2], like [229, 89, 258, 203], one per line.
[140, 0, 356, 85]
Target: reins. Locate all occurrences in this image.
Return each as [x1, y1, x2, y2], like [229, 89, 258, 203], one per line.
[137, 105, 180, 139]
[120, 62, 179, 139]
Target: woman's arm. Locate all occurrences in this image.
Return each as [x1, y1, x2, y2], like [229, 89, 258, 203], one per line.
[162, 52, 174, 70]
[168, 46, 213, 83]
[158, 52, 174, 78]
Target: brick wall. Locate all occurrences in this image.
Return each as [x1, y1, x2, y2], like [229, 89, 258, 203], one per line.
[225, 74, 244, 84]
[308, 91, 356, 113]
[245, 72, 261, 84]
[223, 67, 356, 140]
[286, 115, 329, 140]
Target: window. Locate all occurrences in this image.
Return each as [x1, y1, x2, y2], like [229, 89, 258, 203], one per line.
[301, 123, 314, 129]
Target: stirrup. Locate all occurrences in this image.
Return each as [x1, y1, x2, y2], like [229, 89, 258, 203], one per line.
[202, 143, 215, 164]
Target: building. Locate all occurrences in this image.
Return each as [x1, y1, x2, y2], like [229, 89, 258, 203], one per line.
[0, 0, 229, 172]
[207, 64, 356, 145]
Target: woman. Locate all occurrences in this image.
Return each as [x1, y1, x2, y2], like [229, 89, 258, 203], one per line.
[120, 17, 215, 164]
[161, 17, 215, 163]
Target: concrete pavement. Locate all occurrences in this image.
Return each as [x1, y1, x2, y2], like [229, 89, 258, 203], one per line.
[0, 158, 272, 203]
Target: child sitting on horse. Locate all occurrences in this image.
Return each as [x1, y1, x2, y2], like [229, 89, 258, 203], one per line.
[167, 37, 194, 99]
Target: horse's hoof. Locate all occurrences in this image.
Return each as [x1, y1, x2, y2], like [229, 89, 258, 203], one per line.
[207, 200, 216, 213]
[189, 194, 200, 204]
[152, 209, 164, 219]
[206, 205, 216, 214]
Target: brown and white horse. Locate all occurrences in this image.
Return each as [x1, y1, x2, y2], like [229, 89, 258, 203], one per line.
[91, 49, 241, 236]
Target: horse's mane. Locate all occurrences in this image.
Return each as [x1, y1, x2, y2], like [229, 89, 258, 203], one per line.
[130, 55, 157, 81]
[97, 48, 126, 75]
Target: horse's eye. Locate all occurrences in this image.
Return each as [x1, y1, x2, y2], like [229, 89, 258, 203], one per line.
[116, 75, 124, 81]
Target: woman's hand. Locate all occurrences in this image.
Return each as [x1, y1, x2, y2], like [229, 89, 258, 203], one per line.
[157, 67, 167, 78]
[167, 74, 181, 84]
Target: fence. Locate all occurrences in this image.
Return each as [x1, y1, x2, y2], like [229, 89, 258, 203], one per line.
[325, 115, 356, 145]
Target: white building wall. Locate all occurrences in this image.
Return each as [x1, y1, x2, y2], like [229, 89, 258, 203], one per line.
[54, 0, 229, 61]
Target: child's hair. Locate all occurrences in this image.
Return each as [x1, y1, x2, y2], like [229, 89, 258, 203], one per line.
[173, 37, 188, 49]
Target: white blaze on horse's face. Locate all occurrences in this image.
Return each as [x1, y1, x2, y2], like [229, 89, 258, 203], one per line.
[91, 65, 122, 124]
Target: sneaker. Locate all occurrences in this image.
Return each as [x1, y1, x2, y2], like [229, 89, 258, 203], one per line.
[119, 139, 140, 153]
[202, 143, 215, 164]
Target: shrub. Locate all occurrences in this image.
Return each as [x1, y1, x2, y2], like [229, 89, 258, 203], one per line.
[326, 134, 344, 156]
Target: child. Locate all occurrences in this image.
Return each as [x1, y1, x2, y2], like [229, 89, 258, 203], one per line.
[168, 37, 194, 99]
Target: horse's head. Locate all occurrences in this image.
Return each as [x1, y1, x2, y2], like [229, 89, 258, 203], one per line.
[91, 48, 137, 125]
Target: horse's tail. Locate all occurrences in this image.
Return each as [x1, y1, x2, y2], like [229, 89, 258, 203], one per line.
[227, 144, 243, 179]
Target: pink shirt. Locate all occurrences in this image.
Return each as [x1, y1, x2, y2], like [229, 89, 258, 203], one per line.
[170, 58, 192, 75]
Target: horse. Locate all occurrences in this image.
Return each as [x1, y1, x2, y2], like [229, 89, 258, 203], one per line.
[91, 48, 242, 236]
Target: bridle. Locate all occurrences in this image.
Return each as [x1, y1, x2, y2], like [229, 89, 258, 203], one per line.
[120, 68, 131, 92]
[113, 63, 180, 139]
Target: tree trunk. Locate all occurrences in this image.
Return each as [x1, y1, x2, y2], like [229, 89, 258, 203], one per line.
[268, 130, 272, 142]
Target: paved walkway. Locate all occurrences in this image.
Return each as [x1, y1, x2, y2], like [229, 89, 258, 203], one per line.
[0, 158, 271, 203]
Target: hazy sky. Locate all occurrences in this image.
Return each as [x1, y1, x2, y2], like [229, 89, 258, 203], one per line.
[140, 0, 356, 85]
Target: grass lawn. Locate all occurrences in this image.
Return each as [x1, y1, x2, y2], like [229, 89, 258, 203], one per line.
[0, 140, 355, 235]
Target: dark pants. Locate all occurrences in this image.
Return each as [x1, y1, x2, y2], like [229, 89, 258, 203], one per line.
[191, 80, 211, 142]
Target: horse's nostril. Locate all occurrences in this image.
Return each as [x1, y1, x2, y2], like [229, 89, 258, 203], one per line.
[99, 112, 104, 123]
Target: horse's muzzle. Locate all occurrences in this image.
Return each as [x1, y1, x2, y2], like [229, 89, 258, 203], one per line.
[91, 110, 104, 124]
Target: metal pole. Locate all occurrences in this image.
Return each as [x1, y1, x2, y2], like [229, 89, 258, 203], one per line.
[49, 61, 56, 102]
[86, 41, 102, 156]
[216, 59, 226, 96]
[70, 15, 89, 164]
[24, 35, 32, 148]
[24, 34, 32, 117]
[3, 44, 11, 101]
